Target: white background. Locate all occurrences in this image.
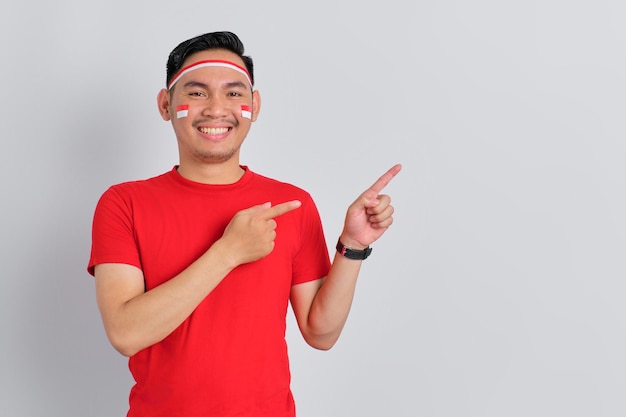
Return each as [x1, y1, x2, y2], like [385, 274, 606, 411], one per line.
[2, 1, 626, 416]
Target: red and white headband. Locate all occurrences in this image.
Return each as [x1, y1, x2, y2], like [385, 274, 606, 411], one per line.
[167, 59, 253, 90]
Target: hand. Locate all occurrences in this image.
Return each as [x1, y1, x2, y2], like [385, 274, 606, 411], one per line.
[219, 200, 302, 266]
[340, 164, 402, 250]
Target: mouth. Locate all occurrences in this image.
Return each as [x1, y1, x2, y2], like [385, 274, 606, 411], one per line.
[198, 126, 231, 135]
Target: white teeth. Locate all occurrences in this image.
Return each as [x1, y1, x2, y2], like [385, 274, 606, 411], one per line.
[199, 127, 229, 135]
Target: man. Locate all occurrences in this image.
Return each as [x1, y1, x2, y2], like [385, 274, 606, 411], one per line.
[88, 31, 401, 417]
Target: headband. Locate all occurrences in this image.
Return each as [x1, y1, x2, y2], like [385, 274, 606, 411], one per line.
[168, 59, 253, 90]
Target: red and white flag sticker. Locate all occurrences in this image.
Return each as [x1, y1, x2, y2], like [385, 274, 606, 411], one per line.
[241, 105, 252, 119]
[176, 104, 189, 119]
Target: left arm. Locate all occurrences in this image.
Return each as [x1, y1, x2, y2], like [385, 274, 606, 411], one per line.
[291, 164, 402, 350]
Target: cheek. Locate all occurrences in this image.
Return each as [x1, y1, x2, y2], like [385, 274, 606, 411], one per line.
[174, 104, 190, 119]
[240, 105, 252, 120]
[172, 103, 205, 123]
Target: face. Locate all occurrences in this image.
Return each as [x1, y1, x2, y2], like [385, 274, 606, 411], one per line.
[157, 49, 261, 166]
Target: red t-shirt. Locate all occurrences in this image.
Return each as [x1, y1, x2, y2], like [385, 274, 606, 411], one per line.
[88, 166, 331, 417]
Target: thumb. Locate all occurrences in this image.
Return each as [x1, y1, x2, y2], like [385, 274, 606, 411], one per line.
[352, 191, 379, 210]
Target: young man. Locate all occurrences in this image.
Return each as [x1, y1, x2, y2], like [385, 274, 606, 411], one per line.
[88, 31, 401, 417]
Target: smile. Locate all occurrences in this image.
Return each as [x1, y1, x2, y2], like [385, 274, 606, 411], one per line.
[198, 127, 230, 135]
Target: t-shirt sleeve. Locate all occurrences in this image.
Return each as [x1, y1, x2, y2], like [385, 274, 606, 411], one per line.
[87, 186, 142, 276]
[291, 193, 331, 285]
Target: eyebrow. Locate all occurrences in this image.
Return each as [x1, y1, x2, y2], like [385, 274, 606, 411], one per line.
[181, 80, 249, 91]
[223, 81, 249, 90]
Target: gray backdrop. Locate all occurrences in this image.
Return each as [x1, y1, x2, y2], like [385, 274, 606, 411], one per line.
[2, 1, 625, 416]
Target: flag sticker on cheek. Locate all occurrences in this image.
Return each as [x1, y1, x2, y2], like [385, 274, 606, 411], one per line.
[241, 105, 252, 119]
[176, 104, 189, 119]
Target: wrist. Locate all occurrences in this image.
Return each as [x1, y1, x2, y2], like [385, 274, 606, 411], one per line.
[338, 234, 368, 250]
[336, 238, 372, 260]
[209, 239, 240, 271]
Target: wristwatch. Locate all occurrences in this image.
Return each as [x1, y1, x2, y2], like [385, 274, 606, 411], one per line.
[336, 239, 372, 260]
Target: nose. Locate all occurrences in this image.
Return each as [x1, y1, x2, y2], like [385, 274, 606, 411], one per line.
[201, 95, 229, 118]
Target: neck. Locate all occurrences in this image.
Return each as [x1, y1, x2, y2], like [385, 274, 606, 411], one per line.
[176, 159, 245, 184]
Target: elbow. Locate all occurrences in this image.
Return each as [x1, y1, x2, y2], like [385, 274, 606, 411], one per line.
[303, 332, 340, 351]
[309, 341, 335, 351]
[300, 318, 345, 351]
[106, 330, 142, 357]
[113, 343, 139, 358]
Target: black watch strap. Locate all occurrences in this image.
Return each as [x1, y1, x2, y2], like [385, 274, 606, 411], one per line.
[336, 239, 372, 260]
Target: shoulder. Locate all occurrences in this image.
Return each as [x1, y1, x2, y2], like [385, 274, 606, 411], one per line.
[247, 171, 324, 224]
[248, 170, 313, 201]
[102, 170, 173, 195]
[95, 170, 174, 209]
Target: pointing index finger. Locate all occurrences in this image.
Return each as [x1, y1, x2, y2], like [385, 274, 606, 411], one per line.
[368, 164, 402, 194]
[262, 200, 302, 220]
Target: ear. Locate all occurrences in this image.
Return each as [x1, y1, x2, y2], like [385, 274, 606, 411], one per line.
[251, 90, 261, 122]
[157, 88, 171, 121]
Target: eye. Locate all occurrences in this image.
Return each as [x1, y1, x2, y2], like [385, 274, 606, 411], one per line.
[188, 91, 206, 98]
[228, 91, 243, 97]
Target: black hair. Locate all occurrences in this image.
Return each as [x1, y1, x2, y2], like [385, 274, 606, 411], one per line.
[165, 31, 254, 88]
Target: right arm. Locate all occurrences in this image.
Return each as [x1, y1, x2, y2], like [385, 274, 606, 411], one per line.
[94, 200, 301, 357]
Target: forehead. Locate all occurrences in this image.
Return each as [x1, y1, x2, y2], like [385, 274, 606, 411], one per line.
[172, 49, 250, 88]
